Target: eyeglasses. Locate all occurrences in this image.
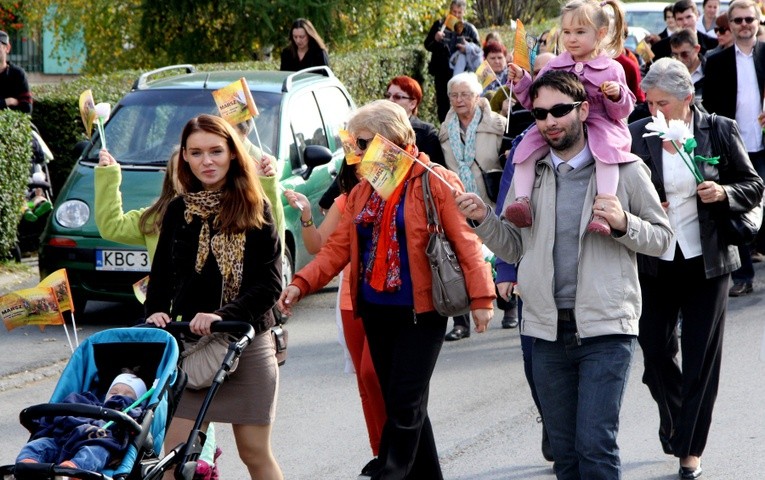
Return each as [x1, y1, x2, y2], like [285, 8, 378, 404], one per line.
[448, 92, 475, 100]
[671, 50, 695, 60]
[713, 26, 729, 33]
[355, 137, 374, 151]
[731, 16, 757, 25]
[384, 92, 412, 101]
[530, 102, 582, 120]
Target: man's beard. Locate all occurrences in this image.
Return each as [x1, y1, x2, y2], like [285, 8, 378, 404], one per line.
[543, 123, 583, 152]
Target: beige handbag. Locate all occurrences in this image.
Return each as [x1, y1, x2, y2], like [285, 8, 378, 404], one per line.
[181, 333, 239, 390]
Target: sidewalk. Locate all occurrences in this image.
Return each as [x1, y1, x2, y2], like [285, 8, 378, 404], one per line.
[0, 257, 39, 296]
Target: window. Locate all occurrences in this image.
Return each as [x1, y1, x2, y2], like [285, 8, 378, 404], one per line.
[287, 93, 327, 171]
[314, 86, 354, 152]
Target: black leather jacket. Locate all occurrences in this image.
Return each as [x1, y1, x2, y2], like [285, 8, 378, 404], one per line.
[629, 106, 764, 279]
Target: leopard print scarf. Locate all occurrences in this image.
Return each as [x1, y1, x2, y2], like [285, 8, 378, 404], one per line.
[184, 190, 246, 304]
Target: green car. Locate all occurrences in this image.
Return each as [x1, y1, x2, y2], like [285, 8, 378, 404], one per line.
[39, 65, 355, 312]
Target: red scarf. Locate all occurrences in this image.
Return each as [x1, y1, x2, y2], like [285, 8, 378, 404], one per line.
[356, 146, 418, 292]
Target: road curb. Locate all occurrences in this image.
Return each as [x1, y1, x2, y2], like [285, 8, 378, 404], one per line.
[0, 360, 67, 393]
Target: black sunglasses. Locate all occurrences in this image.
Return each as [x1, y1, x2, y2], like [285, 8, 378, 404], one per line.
[731, 16, 756, 25]
[714, 26, 729, 33]
[531, 102, 582, 120]
[356, 137, 374, 151]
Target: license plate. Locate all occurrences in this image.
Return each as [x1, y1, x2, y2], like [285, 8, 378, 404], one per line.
[95, 249, 151, 272]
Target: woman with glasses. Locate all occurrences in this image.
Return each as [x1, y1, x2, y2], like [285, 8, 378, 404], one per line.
[705, 15, 734, 57]
[278, 100, 495, 479]
[384, 76, 445, 166]
[439, 72, 510, 339]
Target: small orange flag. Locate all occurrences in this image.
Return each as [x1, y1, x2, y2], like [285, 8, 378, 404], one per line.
[358, 134, 415, 200]
[39, 268, 75, 313]
[513, 19, 532, 73]
[1, 287, 64, 331]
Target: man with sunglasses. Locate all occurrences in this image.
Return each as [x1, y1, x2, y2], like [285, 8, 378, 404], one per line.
[457, 70, 672, 479]
[670, 29, 706, 98]
[703, 0, 765, 297]
[652, 0, 719, 60]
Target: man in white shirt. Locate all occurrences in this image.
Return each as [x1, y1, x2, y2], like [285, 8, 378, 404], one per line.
[703, 0, 765, 296]
[670, 29, 706, 99]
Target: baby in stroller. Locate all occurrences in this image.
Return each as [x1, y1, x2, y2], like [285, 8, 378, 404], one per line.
[16, 371, 148, 473]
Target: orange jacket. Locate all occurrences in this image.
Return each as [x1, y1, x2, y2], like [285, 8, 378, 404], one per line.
[291, 157, 495, 314]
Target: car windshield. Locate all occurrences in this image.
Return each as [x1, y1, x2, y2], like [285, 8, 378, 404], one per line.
[84, 89, 281, 165]
[625, 10, 667, 35]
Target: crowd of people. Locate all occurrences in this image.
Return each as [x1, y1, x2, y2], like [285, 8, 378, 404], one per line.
[4, 0, 765, 478]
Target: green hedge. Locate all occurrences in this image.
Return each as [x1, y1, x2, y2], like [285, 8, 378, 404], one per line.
[31, 45, 438, 195]
[0, 111, 32, 260]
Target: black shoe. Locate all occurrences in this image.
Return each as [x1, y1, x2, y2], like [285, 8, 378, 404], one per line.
[501, 306, 519, 329]
[445, 325, 470, 341]
[728, 282, 753, 297]
[359, 457, 380, 477]
[541, 424, 553, 462]
[659, 431, 674, 455]
[679, 463, 702, 479]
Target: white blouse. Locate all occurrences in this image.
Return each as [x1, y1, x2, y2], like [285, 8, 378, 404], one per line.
[660, 146, 703, 262]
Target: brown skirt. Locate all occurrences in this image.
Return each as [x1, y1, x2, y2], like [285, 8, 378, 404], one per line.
[174, 330, 279, 425]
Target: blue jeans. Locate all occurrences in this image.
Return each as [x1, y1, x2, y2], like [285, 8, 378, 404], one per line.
[17, 437, 110, 472]
[533, 319, 635, 480]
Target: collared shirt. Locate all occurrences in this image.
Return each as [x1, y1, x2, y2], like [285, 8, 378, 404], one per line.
[734, 43, 763, 152]
[691, 62, 704, 85]
[660, 141, 702, 261]
[551, 143, 593, 172]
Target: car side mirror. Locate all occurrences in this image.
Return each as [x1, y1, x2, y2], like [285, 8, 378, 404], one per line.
[302, 145, 333, 180]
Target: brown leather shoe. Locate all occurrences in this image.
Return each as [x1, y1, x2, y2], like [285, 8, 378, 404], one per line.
[728, 282, 753, 297]
[504, 197, 533, 228]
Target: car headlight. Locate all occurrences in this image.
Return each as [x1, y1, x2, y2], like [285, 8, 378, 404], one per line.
[55, 200, 90, 228]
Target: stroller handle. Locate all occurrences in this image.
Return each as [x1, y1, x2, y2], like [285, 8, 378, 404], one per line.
[20, 403, 142, 436]
[162, 320, 255, 344]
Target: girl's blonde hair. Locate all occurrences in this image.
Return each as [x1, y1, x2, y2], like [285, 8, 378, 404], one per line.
[561, 0, 626, 57]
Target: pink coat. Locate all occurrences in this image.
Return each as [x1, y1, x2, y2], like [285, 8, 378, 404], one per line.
[513, 52, 640, 165]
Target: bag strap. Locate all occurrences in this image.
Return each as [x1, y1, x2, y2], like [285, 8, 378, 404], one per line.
[472, 158, 487, 174]
[422, 166, 443, 233]
[708, 113, 720, 159]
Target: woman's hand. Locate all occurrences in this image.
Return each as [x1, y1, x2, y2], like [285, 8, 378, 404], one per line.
[455, 192, 488, 222]
[506, 63, 525, 85]
[697, 181, 727, 203]
[600, 81, 621, 102]
[277, 285, 302, 316]
[98, 149, 117, 167]
[284, 189, 310, 217]
[146, 312, 171, 328]
[472, 308, 494, 333]
[256, 154, 277, 177]
[593, 194, 628, 231]
[496, 282, 514, 301]
[189, 312, 222, 336]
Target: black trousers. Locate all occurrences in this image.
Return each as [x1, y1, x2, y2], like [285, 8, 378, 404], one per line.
[361, 303, 447, 480]
[434, 72, 452, 123]
[638, 249, 728, 458]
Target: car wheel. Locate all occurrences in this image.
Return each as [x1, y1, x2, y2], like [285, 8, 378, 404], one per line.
[273, 247, 294, 325]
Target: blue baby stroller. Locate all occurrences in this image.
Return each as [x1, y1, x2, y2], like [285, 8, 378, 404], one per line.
[0, 322, 253, 480]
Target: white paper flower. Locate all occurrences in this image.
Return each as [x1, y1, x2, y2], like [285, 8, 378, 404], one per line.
[94, 102, 111, 122]
[642, 110, 692, 143]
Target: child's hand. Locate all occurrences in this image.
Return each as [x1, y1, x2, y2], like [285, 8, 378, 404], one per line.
[506, 63, 525, 85]
[600, 81, 621, 101]
[98, 149, 117, 167]
[256, 154, 277, 177]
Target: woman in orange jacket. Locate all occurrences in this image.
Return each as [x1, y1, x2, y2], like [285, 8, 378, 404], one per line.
[278, 100, 495, 479]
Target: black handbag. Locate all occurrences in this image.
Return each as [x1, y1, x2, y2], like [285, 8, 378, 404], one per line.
[708, 114, 763, 246]
[422, 169, 471, 317]
[473, 159, 503, 203]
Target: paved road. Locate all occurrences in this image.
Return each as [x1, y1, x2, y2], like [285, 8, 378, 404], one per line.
[0, 266, 763, 478]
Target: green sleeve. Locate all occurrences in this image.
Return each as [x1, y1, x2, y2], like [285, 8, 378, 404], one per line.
[94, 165, 155, 256]
[259, 174, 285, 248]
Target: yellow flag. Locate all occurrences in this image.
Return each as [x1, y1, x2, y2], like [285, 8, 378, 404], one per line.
[338, 130, 361, 165]
[475, 60, 498, 89]
[513, 19, 532, 73]
[212, 78, 259, 126]
[358, 134, 415, 200]
[443, 13, 460, 31]
[78, 89, 97, 139]
[1, 287, 64, 331]
[133, 275, 150, 304]
[38, 268, 75, 313]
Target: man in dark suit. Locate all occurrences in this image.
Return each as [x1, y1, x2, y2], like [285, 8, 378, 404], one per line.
[652, 0, 718, 60]
[670, 29, 706, 99]
[703, 0, 765, 296]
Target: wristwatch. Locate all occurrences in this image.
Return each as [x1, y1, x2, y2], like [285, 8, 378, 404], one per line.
[301, 217, 314, 227]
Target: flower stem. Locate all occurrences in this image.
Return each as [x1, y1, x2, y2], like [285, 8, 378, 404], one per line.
[670, 140, 703, 183]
